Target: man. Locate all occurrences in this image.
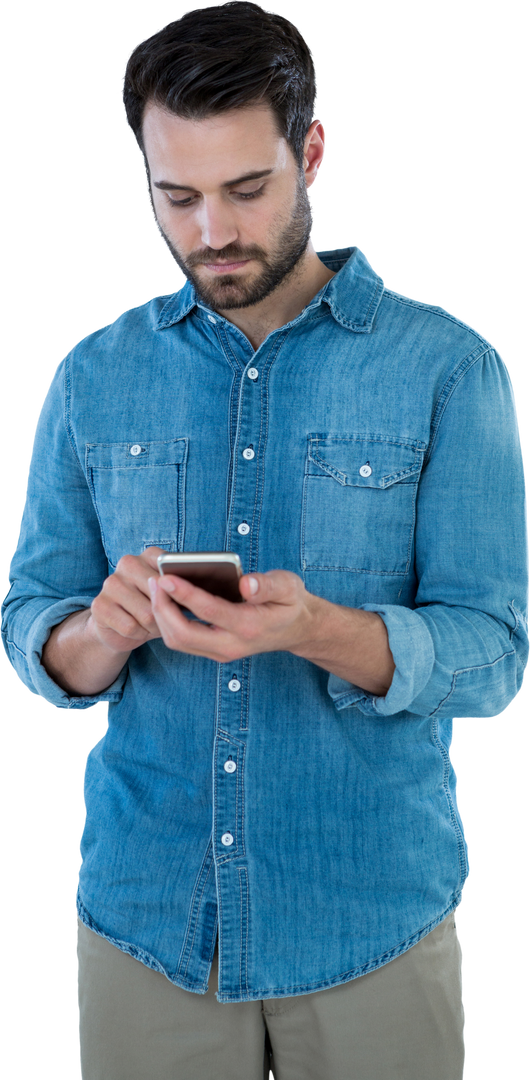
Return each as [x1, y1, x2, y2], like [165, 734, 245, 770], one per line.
[2, 3, 527, 1078]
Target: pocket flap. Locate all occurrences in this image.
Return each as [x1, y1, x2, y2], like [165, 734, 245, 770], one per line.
[307, 434, 425, 488]
[86, 438, 188, 469]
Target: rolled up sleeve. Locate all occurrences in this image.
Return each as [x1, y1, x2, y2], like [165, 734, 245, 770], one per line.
[3, 593, 128, 709]
[328, 348, 528, 719]
[1, 358, 127, 709]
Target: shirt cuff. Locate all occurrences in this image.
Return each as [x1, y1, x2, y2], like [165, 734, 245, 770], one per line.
[24, 596, 128, 709]
[327, 604, 435, 716]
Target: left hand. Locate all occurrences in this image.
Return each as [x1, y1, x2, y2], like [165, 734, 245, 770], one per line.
[148, 569, 318, 663]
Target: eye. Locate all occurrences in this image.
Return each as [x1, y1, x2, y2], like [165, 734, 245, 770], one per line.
[168, 187, 265, 208]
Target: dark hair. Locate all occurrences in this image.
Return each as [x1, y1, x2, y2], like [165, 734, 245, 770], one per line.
[123, 2, 316, 167]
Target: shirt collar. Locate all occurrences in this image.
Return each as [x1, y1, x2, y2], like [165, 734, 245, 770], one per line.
[155, 246, 384, 334]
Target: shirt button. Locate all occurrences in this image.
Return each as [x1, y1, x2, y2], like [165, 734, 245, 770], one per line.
[242, 446, 255, 460]
[237, 522, 250, 535]
[247, 367, 259, 380]
[207, 314, 217, 324]
[130, 444, 142, 456]
[221, 832, 234, 846]
[359, 464, 372, 477]
[224, 760, 237, 773]
[228, 678, 241, 692]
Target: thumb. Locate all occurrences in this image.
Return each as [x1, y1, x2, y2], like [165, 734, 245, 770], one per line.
[239, 570, 296, 604]
[239, 573, 262, 602]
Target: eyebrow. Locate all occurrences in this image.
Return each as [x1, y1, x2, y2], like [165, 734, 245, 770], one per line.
[153, 169, 275, 192]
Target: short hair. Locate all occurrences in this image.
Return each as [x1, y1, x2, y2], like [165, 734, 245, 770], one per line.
[123, 2, 316, 167]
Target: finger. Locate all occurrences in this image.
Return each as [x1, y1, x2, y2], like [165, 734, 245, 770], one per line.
[91, 589, 156, 643]
[141, 546, 169, 571]
[107, 568, 155, 612]
[151, 578, 242, 643]
[149, 576, 193, 631]
[114, 554, 153, 596]
[148, 577, 238, 657]
[155, 574, 234, 626]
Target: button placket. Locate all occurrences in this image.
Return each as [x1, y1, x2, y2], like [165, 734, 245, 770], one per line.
[214, 362, 257, 859]
[238, 373, 259, 533]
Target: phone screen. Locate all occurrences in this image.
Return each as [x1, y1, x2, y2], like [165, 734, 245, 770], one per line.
[158, 553, 243, 604]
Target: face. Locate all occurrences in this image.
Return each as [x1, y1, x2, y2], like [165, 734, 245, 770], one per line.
[142, 103, 315, 311]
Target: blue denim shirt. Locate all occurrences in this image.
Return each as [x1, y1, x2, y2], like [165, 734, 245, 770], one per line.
[3, 247, 527, 1002]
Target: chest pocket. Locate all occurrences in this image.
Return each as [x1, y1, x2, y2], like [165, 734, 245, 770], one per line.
[302, 434, 425, 575]
[86, 439, 188, 568]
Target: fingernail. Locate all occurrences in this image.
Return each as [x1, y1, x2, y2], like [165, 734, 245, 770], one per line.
[148, 577, 157, 596]
[248, 576, 259, 595]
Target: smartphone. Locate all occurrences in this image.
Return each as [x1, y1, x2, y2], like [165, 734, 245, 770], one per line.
[157, 552, 244, 604]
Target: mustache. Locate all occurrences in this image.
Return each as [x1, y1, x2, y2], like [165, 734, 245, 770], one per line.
[186, 244, 266, 267]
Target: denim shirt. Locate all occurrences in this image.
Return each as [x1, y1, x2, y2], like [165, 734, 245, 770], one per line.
[3, 247, 527, 1002]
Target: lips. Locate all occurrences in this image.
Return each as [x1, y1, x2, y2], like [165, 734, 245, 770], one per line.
[201, 260, 251, 273]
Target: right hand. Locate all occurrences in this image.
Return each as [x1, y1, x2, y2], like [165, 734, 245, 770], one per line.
[88, 547, 167, 655]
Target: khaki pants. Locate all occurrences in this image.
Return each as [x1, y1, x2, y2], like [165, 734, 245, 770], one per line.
[78, 910, 464, 1079]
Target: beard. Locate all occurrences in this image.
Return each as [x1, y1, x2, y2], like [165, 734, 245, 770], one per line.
[154, 173, 313, 311]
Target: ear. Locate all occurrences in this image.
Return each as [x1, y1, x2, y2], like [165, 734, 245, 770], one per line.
[303, 120, 325, 189]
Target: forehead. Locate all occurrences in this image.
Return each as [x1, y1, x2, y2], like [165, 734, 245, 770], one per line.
[142, 102, 289, 186]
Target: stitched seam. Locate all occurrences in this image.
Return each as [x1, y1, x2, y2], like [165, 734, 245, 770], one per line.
[425, 347, 491, 464]
[430, 717, 468, 886]
[428, 649, 516, 717]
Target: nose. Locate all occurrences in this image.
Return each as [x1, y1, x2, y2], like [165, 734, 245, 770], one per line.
[198, 201, 239, 253]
